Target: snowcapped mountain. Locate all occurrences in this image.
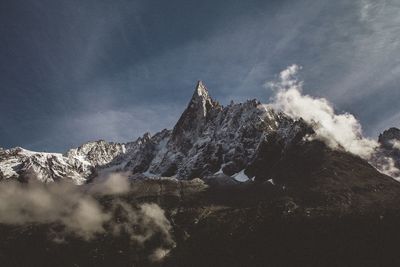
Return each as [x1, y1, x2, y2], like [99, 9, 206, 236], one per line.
[0, 81, 399, 185]
[0, 81, 301, 184]
[0, 141, 126, 184]
[102, 81, 305, 181]
[4, 81, 400, 267]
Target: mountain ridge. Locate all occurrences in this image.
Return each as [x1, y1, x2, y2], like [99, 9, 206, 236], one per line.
[1, 81, 399, 186]
[2, 81, 400, 267]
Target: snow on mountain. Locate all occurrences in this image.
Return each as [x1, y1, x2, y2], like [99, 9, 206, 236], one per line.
[111, 81, 304, 180]
[66, 140, 126, 167]
[1, 81, 398, 184]
[0, 141, 126, 184]
[0, 81, 294, 184]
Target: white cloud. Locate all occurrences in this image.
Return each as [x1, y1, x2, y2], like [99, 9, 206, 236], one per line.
[0, 181, 109, 240]
[373, 156, 400, 178]
[268, 64, 378, 159]
[267, 65, 400, 180]
[88, 171, 131, 195]
[0, 177, 175, 254]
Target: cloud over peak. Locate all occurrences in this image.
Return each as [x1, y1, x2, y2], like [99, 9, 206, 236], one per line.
[265, 65, 400, 179]
[268, 64, 378, 159]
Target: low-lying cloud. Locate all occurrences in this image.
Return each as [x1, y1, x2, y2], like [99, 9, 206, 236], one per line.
[373, 156, 400, 179]
[88, 171, 131, 195]
[267, 65, 400, 179]
[0, 181, 109, 239]
[0, 173, 174, 262]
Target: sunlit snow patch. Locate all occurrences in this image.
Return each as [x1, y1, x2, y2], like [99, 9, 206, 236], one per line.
[232, 170, 250, 182]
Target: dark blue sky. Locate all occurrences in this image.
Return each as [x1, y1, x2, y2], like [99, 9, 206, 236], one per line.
[1, 0, 399, 152]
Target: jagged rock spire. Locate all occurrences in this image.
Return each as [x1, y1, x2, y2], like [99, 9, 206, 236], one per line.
[188, 80, 215, 116]
[194, 80, 209, 98]
[181, 81, 216, 119]
[170, 81, 219, 150]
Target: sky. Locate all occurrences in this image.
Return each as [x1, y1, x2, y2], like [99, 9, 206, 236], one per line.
[0, 0, 399, 152]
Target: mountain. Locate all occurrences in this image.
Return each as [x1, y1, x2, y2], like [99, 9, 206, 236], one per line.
[0, 141, 125, 184]
[2, 81, 400, 266]
[0, 81, 290, 183]
[1, 81, 400, 194]
[104, 81, 310, 181]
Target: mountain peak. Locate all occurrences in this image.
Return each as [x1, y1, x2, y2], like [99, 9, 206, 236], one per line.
[169, 81, 220, 150]
[185, 80, 217, 116]
[191, 80, 213, 106]
[195, 80, 209, 97]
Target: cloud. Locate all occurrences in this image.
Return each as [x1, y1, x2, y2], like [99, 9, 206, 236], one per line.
[360, 0, 387, 22]
[0, 181, 109, 240]
[267, 65, 400, 179]
[149, 247, 172, 262]
[88, 171, 131, 195]
[107, 200, 175, 262]
[0, 176, 175, 261]
[268, 64, 378, 159]
[373, 156, 400, 178]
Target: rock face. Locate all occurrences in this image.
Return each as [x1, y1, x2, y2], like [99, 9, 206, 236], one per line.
[370, 127, 400, 178]
[379, 127, 400, 162]
[0, 81, 399, 187]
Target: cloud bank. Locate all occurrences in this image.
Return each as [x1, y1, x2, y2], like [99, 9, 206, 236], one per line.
[268, 64, 378, 159]
[267, 65, 400, 179]
[0, 174, 174, 262]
